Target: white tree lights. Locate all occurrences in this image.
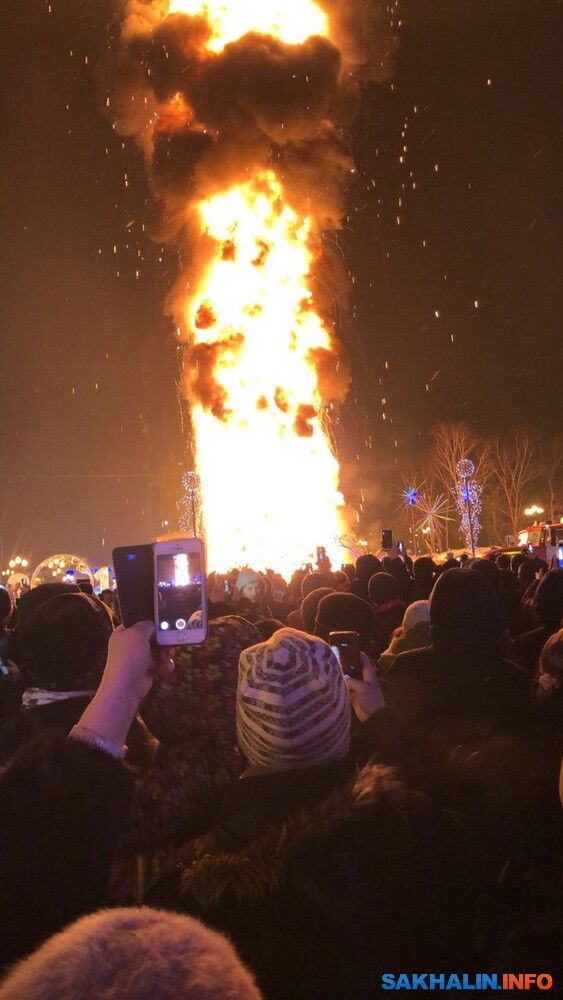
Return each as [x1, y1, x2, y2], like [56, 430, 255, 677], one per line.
[455, 459, 482, 556]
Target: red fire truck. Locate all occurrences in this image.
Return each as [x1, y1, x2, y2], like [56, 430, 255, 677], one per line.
[517, 521, 563, 567]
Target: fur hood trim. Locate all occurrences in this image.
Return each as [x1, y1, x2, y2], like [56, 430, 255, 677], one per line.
[180, 763, 409, 909]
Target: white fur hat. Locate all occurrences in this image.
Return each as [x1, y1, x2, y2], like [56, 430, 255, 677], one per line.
[402, 600, 431, 631]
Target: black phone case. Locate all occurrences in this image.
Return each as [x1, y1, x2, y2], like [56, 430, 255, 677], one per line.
[112, 544, 154, 627]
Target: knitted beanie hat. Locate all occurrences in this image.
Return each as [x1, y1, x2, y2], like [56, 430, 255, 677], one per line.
[237, 628, 351, 769]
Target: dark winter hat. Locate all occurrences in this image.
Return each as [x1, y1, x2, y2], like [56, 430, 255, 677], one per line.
[314, 591, 375, 652]
[0, 586, 12, 625]
[301, 571, 336, 598]
[368, 572, 401, 606]
[17, 592, 113, 691]
[534, 569, 563, 628]
[355, 554, 383, 582]
[255, 618, 285, 641]
[430, 568, 503, 649]
[301, 587, 334, 633]
[16, 582, 80, 630]
[510, 552, 529, 576]
[413, 557, 435, 583]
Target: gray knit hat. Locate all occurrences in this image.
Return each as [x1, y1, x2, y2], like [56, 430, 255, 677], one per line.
[237, 628, 351, 769]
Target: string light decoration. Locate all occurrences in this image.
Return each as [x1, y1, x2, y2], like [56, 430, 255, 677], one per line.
[31, 554, 93, 588]
[177, 471, 203, 538]
[416, 492, 453, 553]
[455, 459, 482, 556]
[400, 485, 421, 555]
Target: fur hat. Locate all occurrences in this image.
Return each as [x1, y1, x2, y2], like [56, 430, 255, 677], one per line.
[237, 628, 350, 769]
[0, 907, 261, 1000]
[402, 600, 430, 631]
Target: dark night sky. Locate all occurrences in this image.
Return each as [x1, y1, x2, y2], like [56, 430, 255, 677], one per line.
[1, 1, 561, 565]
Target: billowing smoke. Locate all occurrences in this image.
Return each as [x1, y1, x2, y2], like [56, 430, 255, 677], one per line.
[110, 0, 396, 417]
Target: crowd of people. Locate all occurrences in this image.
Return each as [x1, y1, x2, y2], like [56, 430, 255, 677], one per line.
[0, 548, 561, 998]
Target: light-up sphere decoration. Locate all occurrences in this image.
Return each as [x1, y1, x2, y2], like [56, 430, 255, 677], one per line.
[456, 458, 475, 480]
[31, 554, 93, 589]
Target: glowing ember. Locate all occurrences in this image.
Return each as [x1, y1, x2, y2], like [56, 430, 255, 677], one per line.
[167, 0, 329, 51]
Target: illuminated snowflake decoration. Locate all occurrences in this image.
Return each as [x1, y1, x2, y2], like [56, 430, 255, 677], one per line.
[402, 486, 420, 507]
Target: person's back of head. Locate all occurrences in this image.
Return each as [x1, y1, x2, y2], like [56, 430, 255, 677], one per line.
[511, 552, 529, 577]
[301, 587, 334, 633]
[402, 600, 431, 632]
[254, 618, 285, 641]
[301, 570, 336, 598]
[413, 557, 435, 584]
[539, 628, 563, 690]
[533, 569, 563, 629]
[517, 559, 538, 588]
[332, 569, 349, 591]
[496, 553, 510, 571]
[355, 554, 383, 582]
[314, 591, 375, 652]
[16, 592, 112, 691]
[368, 572, 400, 608]
[15, 582, 81, 630]
[0, 907, 261, 1000]
[0, 586, 13, 628]
[440, 558, 460, 574]
[469, 557, 504, 596]
[237, 628, 350, 769]
[430, 568, 503, 653]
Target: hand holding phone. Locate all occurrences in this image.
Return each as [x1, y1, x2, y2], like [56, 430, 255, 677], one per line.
[343, 652, 386, 722]
[329, 630, 363, 682]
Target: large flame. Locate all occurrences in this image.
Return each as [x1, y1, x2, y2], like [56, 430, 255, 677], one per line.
[116, 0, 357, 576]
[167, 0, 329, 51]
[187, 169, 343, 575]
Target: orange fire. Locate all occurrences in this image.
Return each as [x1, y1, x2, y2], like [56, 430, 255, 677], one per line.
[185, 169, 344, 574]
[167, 0, 329, 52]
[119, 0, 351, 576]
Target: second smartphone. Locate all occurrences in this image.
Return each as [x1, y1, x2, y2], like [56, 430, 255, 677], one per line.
[154, 537, 207, 646]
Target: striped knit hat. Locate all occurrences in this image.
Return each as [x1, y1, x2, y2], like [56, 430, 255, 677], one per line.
[237, 628, 351, 769]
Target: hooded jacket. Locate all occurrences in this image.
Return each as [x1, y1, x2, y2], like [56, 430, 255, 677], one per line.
[146, 760, 482, 999]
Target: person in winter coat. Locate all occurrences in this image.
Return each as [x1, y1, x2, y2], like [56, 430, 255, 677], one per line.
[411, 557, 436, 601]
[127, 616, 259, 852]
[368, 572, 406, 657]
[378, 600, 431, 671]
[313, 591, 375, 655]
[145, 629, 483, 1000]
[0, 621, 173, 969]
[0, 592, 119, 766]
[513, 569, 563, 673]
[385, 569, 531, 728]
[348, 553, 382, 601]
[233, 570, 272, 623]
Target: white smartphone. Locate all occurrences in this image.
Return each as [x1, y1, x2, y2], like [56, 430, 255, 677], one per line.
[153, 537, 207, 646]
